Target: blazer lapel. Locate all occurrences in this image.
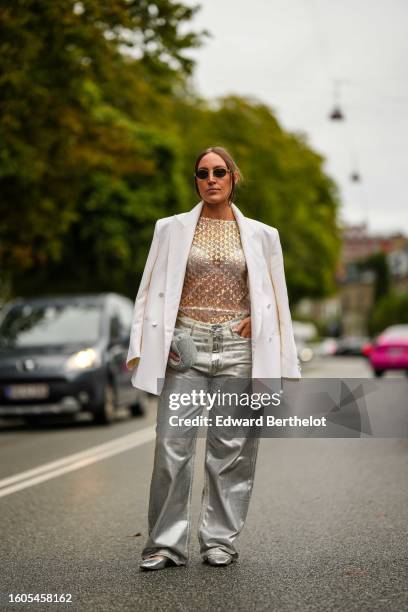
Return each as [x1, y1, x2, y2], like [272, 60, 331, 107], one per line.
[230, 203, 264, 341]
[164, 201, 264, 341]
[164, 201, 203, 334]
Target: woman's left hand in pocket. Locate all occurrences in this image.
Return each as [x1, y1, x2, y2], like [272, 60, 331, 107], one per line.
[232, 316, 252, 338]
[169, 350, 181, 363]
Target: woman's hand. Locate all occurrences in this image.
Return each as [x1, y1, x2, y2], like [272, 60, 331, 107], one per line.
[232, 316, 252, 338]
[169, 350, 181, 362]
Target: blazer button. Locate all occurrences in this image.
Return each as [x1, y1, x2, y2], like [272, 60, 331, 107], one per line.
[268, 337, 272, 342]
[151, 321, 158, 327]
[267, 303, 271, 309]
[158, 292, 164, 297]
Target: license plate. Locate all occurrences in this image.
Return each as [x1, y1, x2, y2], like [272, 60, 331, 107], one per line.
[5, 384, 50, 400]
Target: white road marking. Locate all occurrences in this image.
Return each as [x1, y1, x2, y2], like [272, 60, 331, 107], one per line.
[0, 426, 156, 499]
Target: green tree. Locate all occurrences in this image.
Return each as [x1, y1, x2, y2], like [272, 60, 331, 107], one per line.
[369, 292, 408, 335]
[1, 3, 340, 307]
[356, 252, 390, 302]
[0, 0, 203, 284]
[173, 95, 341, 304]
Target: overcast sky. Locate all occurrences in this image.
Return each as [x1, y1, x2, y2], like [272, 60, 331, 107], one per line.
[183, 0, 408, 235]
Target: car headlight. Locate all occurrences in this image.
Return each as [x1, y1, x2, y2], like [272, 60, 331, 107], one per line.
[66, 348, 100, 370]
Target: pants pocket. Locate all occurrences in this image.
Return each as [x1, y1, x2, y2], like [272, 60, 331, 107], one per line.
[232, 330, 251, 342]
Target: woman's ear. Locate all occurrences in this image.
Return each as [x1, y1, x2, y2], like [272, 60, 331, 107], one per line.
[233, 171, 240, 185]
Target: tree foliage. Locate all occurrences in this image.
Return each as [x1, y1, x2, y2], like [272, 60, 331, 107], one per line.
[356, 252, 391, 302]
[369, 291, 408, 335]
[0, 1, 340, 305]
[173, 95, 341, 301]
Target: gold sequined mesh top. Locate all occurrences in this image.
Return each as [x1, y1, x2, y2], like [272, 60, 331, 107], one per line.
[177, 217, 251, 323]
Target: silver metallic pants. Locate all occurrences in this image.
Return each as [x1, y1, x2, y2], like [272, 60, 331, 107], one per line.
[141, 313, 260, 565]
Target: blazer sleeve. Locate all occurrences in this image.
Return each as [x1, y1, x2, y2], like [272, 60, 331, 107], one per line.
[267, 228, 301, 379]
[126, 220, 161, 371]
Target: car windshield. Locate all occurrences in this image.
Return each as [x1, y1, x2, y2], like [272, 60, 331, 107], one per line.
[0, 303, 103, 348]
[382, 325, 408, 339]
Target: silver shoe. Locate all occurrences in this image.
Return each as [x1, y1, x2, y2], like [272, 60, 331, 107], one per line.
[139, 555, 177, 571]
[203, 549, 233, 566]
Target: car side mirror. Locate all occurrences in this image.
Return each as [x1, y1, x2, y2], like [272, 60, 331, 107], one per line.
[108, 329, 129, 347]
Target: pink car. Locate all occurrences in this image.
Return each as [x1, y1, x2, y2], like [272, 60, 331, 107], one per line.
[362, 324, 408, 377]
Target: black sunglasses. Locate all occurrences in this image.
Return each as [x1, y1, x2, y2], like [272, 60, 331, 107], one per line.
[195, 167, 230, 180]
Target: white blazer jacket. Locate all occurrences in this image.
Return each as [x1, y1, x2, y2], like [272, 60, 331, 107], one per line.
[126, 201, 301, 395]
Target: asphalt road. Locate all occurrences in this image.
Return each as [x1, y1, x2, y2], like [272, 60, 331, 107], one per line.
[1, 356, 407, 612]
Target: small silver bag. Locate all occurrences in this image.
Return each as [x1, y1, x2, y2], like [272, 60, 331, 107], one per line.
[168, 329, 198, 372]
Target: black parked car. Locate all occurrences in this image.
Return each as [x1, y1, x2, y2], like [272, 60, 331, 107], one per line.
[0, 293, 146, 425]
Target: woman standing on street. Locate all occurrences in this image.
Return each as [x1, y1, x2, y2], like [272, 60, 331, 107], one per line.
[126, 146, 300, 570]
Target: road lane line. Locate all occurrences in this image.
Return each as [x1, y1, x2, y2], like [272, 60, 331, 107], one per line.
[0, 426, 156, 499]
[0, 428, 157, 489]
